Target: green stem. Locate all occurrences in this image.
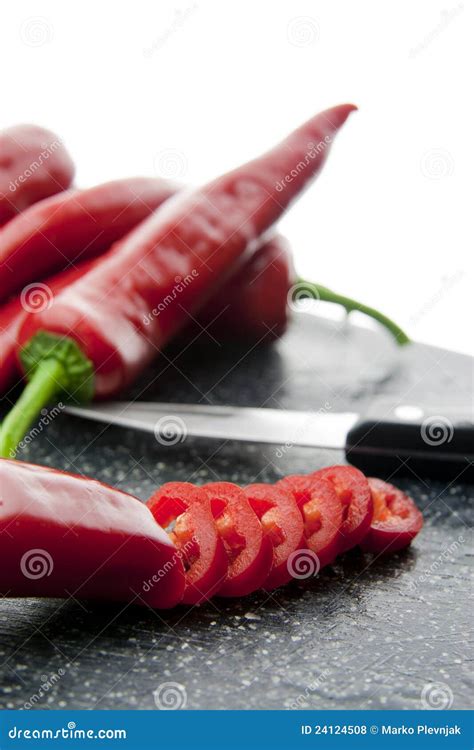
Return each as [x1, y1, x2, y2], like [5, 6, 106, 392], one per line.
[0, 331, 94, 459]
[296, 278, 411, 346]
[0, 359, 65, 459]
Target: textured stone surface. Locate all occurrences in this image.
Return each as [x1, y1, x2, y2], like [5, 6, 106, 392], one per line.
[0, 315, 472, 710]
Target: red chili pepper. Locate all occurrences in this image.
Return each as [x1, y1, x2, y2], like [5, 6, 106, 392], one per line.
[0, 259, 96, 394]
[204, 482, 273, 597]
[0, 177, 178, 303]
[197, 236, 294, 341]
[0, 104, 357, 457]
[0, 125, 74, 227]
[244, 483, 305, 589]
[199, 240, 410, 346]
[360, 478, 423, 554]
[312, 466, 373, 553]
[277, 474, 343, 568]
[0, 458, 184, 608]
[147, 482, 228, 604]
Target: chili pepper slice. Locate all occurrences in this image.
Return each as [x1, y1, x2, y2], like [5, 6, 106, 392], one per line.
[204, 482, 273, 597]
[0, 104, 357, 458]
[360, 478, 423, 554]
[0, 124, 75, 227]
[313, 465, 373, 553]
[277, 474, 343, 568]
[244, 483, 305, 589]
[0, 177, 178, 303]
[147, 482, 228, 605]
[0, 458, 185, 608]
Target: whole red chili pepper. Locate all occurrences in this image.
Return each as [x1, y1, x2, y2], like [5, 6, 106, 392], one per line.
[200, 239, 410, 345]
[0, 458, 185, 608]
[0, 125, 74, 227]
[0, 233, 408, 397]
[0, 104, 357, 457]
[0, 259, 96, 394]
[0, 177, 178, 303]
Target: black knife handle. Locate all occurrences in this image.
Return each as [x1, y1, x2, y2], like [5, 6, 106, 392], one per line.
[345, 397, 474, 481]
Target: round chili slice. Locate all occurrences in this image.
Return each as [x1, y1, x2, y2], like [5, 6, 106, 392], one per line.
[204, 482, 273, 597]
[360, 478, 423, 554]
[147, 482, 228, 605]
[277, 474, 342, 569]
[313, 466, 373, 553]
[245, 483, 305, 590]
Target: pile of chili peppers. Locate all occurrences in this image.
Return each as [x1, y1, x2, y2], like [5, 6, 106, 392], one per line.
[0, 108, 420, 610]
[0, 458, 423, 608]
[0, 105, 409, 457]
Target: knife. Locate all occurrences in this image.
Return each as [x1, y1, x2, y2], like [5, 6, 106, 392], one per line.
[65, 398, 474, 481]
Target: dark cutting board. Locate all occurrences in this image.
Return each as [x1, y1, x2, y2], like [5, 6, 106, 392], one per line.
[0, 314, 472, 710]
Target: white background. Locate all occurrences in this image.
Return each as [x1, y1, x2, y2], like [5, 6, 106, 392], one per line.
[1, 0, 472, 354]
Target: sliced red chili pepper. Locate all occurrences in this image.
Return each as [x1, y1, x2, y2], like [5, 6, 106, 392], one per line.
[204, 482, 273, 597]
[313, 465, 373, 553]
[244, 483, 305, 589]
[147, 482, 228, 605]
[277, 474, 342, 569]
[360, 478, 423, 554]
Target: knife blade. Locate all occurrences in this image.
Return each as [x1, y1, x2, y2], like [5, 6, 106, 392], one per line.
[65, 399, 474, 481]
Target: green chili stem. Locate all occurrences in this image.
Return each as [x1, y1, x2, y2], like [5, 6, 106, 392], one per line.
[296, 278, 411, 346]
[0, 331, 94, 459]
[0, 358, 65, 459]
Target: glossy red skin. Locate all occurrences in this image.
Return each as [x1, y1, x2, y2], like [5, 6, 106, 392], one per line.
[147, 482, 228, 605]
[18, 105, 356, 398]
[0, 125, 75, 227]
[0, 177, 178, 303]
[313, 466, 373, 553]
[277, 474, 343, 568]
[245, 483, 305, 589]
[360, 478, 423, 554]
[204, 482, 273, 597]
[0, 259, 96, 393]
[0, 458, 184, 608]
[197, 236, 294, 342]
[1, 238, 290, 395]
